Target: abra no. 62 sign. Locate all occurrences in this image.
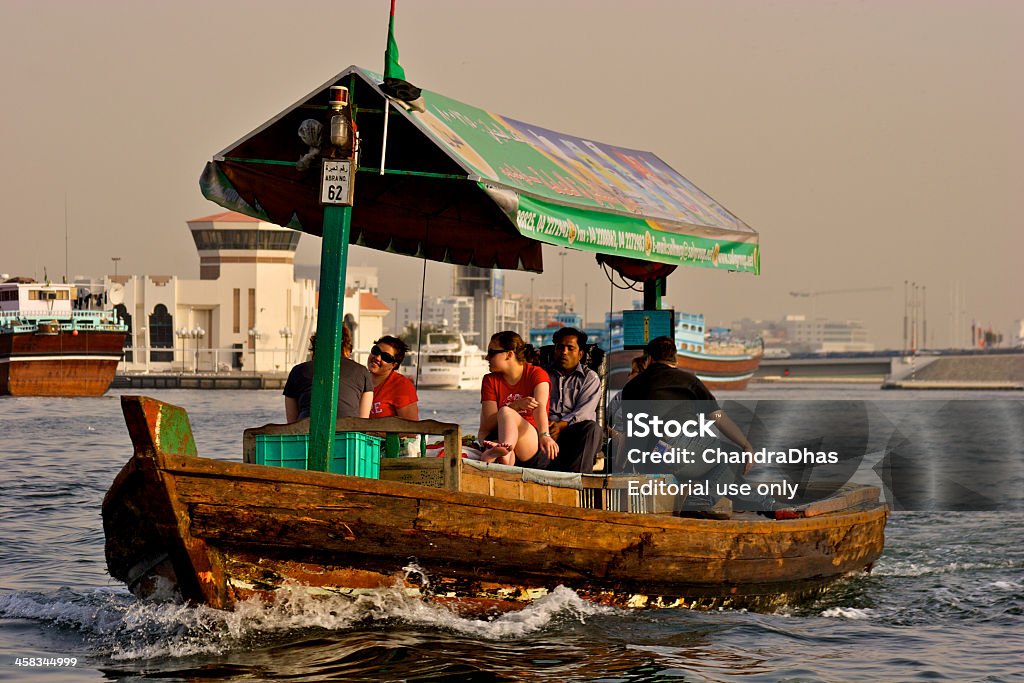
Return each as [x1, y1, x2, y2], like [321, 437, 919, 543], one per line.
[321, 160, 354, 205]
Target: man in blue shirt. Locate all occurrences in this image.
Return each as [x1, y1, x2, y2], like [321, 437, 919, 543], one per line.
[544, 327, 603, 473]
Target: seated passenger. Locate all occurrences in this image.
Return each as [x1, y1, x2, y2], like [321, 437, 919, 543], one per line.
[283, 326, 373, 422]
[477, 331, 558, 468]
[608, 354, 648, 471]
[367, 335, 419, 419]
[542, 327, 603, 474]
[622, 336, 781, 516]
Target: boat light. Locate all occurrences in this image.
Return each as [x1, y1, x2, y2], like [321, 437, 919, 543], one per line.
[328, 86, 352, 151]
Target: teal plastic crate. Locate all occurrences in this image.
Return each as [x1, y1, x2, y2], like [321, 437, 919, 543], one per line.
[253, 432, 382, 478]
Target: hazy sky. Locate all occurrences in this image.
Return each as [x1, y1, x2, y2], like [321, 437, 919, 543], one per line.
[1, 0, 1020, 348]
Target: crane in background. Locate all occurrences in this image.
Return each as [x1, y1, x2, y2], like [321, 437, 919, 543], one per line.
[788, 285, 941, 353]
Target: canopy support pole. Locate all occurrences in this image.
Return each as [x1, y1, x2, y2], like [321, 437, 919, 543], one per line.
[380, 99, 390, 175]
[308, 204, 351, 471]
[643, 277, 666, 311]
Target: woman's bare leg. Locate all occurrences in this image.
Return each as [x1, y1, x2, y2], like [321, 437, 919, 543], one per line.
[511, 415, 539, 464]
[490, 406, 525, 465]
[481, 407, 541, 465]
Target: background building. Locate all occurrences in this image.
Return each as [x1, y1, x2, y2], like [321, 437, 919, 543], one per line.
[728, 315, 873, 354]
[113, 211, 387, 373]
[528, 294, 576, 333]
[394, 266, 525, 344]
[780, 315, 873, 353]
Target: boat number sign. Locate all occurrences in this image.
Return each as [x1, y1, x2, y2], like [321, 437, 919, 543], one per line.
[321, 160, 354, 205]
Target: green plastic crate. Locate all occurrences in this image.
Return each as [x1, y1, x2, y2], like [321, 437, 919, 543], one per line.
[253, 432, 382, 478]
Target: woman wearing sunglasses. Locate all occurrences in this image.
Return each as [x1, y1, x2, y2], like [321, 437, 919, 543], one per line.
[366, 336, 419, 419]
[478, 331, 559, 467]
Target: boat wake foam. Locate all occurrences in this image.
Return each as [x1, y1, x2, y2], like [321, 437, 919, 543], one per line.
[0, 584, 609, 661]
[819, 606, 875, 620]
[872, 558, 1021, 578]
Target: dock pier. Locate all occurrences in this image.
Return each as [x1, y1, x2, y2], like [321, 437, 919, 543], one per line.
[113, 372, 286, 390]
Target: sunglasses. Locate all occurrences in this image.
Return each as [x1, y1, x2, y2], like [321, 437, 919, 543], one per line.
[370, 345, 398, 364]
[485, 347, 511, 359]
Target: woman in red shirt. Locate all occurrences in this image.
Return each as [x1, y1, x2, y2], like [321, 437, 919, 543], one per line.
[478, 331, 559, 467]
[367, 336, 419, 419]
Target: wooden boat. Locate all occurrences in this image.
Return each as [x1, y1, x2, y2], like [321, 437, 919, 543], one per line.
[608, 347, 762, 392]
[103, 64, 885, 615]
[0, 279, 127, 396]
[103, 395, 887, 613]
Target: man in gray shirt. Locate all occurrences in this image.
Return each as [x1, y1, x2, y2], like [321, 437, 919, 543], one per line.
[543, 327, 603, 473]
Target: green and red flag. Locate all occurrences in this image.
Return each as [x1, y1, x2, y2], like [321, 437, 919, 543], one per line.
[382, 0, 424, 109]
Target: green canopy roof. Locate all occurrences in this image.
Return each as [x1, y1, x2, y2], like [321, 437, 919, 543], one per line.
[201, 66, 759, 277]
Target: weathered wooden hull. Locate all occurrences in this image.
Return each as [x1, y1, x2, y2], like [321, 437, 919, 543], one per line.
[608, 349, 762, 391]
[103, 396, 887, 613]
[0, 329, 125, 396]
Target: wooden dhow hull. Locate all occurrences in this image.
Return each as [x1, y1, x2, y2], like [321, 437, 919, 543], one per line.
[103, 396, 887, 613]
[608, 349, 762, 392]
[0, 328, 126, 396]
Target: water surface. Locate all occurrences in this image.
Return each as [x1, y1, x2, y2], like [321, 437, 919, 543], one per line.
[1, 386, 1021, 681]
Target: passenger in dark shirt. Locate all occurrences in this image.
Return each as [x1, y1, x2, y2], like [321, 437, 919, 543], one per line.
[619, 336, 779, 516]
[283, 326, 373, 422]
[620, 359, 718, 404]
[620, 336, 747, 450]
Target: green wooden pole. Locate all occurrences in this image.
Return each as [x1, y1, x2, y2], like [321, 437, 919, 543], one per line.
[308, 204, 352, 471]
[643, 276, 666, 311]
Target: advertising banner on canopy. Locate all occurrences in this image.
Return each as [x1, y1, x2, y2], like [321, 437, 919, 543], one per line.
[507, 191, 759, 273]
[394, 80, 757, 262]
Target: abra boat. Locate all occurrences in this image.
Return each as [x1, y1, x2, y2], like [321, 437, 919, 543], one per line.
[103, 395, 887, 613]
[101, 63, 888, 615]
[0, 278, 127, 396]
[399, 332, 489, 390]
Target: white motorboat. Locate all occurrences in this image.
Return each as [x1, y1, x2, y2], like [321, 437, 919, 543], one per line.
[399, 332, 488, 390]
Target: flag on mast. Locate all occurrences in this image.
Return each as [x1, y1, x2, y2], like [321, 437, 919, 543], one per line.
[382, 0, 425, 112]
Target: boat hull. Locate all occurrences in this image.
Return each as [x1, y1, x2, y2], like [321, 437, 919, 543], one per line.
[403, 362, 468, 389]
[608, 349, 762, 391]
[0, 329, 126, 396]
[103, 396, 887, 613]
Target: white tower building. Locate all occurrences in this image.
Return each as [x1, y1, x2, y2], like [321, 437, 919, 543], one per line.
[117, 211, 318, 373]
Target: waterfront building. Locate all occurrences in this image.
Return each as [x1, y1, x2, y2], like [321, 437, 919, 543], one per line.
[346, 266, 380, 295]
[397, 296, 475, 338]
[725, 315, 874, 353]
[396, 266, 526, 344]
[476, 291, 524, 342]
[529, 294, 576, 333]
[782, 315, 873, 353]
[453, 266, 523, 342]
[452, 266, 502, 298]
[113, 211, 386, 373]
